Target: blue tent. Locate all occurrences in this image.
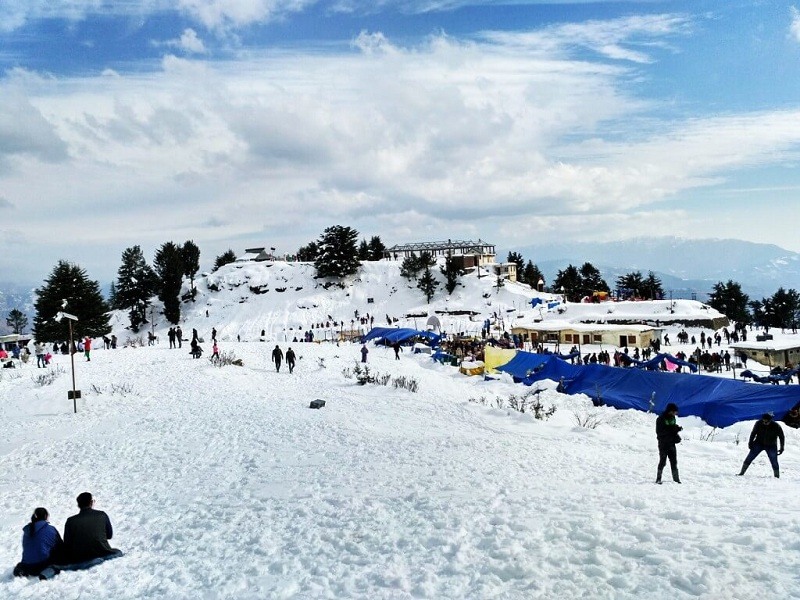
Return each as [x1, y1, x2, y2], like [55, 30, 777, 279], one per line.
[496, 351, 799, 428]
[361, 327, 442, 346]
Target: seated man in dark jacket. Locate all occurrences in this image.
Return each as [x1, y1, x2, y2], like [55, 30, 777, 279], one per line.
[62, 492, 122, 565]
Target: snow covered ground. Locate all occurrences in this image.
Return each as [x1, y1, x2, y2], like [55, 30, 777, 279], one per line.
[2, 340, 799, 599]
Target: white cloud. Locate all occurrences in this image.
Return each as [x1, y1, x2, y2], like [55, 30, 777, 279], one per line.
[3, 13, 800, 280]
[159, 28, 208, 54]
[791, 6, 800, 43]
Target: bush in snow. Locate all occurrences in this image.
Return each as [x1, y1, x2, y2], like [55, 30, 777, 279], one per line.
[31, 365, 66, 387]
[125, 335, 146, 348]
[392, 375, 419, 393]
[573, 409, 605, 429]
[469, 389, 556, 419]
[210, 350, 243, 368]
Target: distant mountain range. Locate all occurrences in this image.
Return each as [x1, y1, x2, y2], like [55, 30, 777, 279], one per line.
[0, 281, 37, 335]
[503, 237, 800, 301]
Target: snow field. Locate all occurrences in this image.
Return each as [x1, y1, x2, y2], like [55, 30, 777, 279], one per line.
[0, 342, 799, 599]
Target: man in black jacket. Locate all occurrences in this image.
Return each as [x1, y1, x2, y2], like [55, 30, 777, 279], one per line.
[63, 492, 122, 563]
[738, 413, 785, 478]
[656, 403, 682, 484]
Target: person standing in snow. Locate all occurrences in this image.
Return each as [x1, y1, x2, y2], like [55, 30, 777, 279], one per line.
[34, 342, 47, 368]
[211, 341, 220, 363]
[286, 347, 296, 374]
[83, 337, 92, 361]
[738, 413, 785, 478]
[656, 403, 682, 484]
[361, 344, 369, 363]
[272, 345, 283, 372]
[393, 341, 402, 360]
[175, 327, 182, 348]
[211, 327, 217, 342]
[168, 327, 176, 349]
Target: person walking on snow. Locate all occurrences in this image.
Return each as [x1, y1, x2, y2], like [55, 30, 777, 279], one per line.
[361, 344, 369, 363]
[656, 403, 682, 484]
[272, 345, 283, 372]
[211, 341, 219, 363]
[286, 347, 296, 374]
[393, 341, 402, 360]
[738, 413, 785, 478]
[83, 337, 92, 361]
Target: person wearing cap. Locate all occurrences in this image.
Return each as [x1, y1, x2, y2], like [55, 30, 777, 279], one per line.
[655, 403, 683, 484]
[738, 413, 785, 478]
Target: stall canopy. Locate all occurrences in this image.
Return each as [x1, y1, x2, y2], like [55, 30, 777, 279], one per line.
[362, 327, 442, 346]
[495, 351, 799, 428]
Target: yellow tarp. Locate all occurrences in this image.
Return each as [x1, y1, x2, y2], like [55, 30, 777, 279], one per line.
[483, 346, 517, 374]
[459, 361, 485, 377]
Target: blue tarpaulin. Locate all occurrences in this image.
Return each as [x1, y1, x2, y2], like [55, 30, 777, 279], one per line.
[496, 351, 799, 428]
[362, 327, 442, 346]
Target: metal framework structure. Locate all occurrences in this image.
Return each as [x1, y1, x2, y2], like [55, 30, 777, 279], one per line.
[383, 239, 495, 259]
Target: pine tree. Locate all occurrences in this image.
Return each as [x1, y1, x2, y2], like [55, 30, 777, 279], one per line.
[296, 242, 319, 262]
[441, 254, 464, 294]
[417, 266, 439, 303]
[616, 271, 645, 299]
[367, 236, 386, 261]
[553, 264, 582, 302]
[213, 249, 237, 272]
[708, 280, 750, 324]
[314, 225, 361, 278]
[579, 262, 609, 298]
[182, 240, 201, 298]
[33, 260, 111, 341]
[154, 242, 184, 325]
[6, 308, 28, 334]
[357, 239, 370, 261]
[115, 245, 157, 332]
[522, 261, 544, 290]
[642, 271, 664, 300]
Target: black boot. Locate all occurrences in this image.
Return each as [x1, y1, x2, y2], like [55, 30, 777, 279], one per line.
[671, 467, 681, 484]
[738, 461, 750, 476]
[774, 468, 780, 478]
[656, 468, 663, 484]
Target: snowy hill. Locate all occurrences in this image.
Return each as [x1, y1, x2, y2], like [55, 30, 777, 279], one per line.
[109, 260, 724, 345]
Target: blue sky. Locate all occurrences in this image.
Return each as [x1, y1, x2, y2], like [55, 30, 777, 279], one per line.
[2, 0, 800, 283]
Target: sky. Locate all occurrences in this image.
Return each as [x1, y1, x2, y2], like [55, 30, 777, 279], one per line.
[2, 0, 800, 284]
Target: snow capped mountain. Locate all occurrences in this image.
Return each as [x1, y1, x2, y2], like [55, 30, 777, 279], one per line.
[507, 237, 800, 300]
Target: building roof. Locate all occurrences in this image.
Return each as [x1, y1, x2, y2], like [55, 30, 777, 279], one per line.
[385, 239, 494, 253]
[511, 320, 657, 333]
[730, 340, 800, 352]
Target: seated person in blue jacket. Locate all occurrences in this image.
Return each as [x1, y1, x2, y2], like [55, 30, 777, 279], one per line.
[13, 507, 64, 578]
[38, 492, 123, 579]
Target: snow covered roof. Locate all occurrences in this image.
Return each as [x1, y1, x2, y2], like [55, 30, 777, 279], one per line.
[511, 319, 657, 333]
[730, 340, 800, 352]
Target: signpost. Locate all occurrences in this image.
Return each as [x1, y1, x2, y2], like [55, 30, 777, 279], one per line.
[56, 311, 80, 413]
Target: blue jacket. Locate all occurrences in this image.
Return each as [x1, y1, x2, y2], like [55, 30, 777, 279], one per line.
[21, 521, 62, 565]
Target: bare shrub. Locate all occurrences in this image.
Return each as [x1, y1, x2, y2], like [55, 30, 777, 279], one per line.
[32, 365, 66, 387]
[573, 410, 605, 429]
[210, 350, 242, 368]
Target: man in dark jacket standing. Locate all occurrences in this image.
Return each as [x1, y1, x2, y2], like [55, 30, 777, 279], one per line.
[738, 413, 785, 478]
[63, 492, 122, 564]
[286, 347, 296, 374]
[272, 345, 283, 372]
[656, 403, 682, 484]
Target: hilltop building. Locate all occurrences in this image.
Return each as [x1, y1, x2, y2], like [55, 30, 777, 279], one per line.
[383, 239, 517, 282]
